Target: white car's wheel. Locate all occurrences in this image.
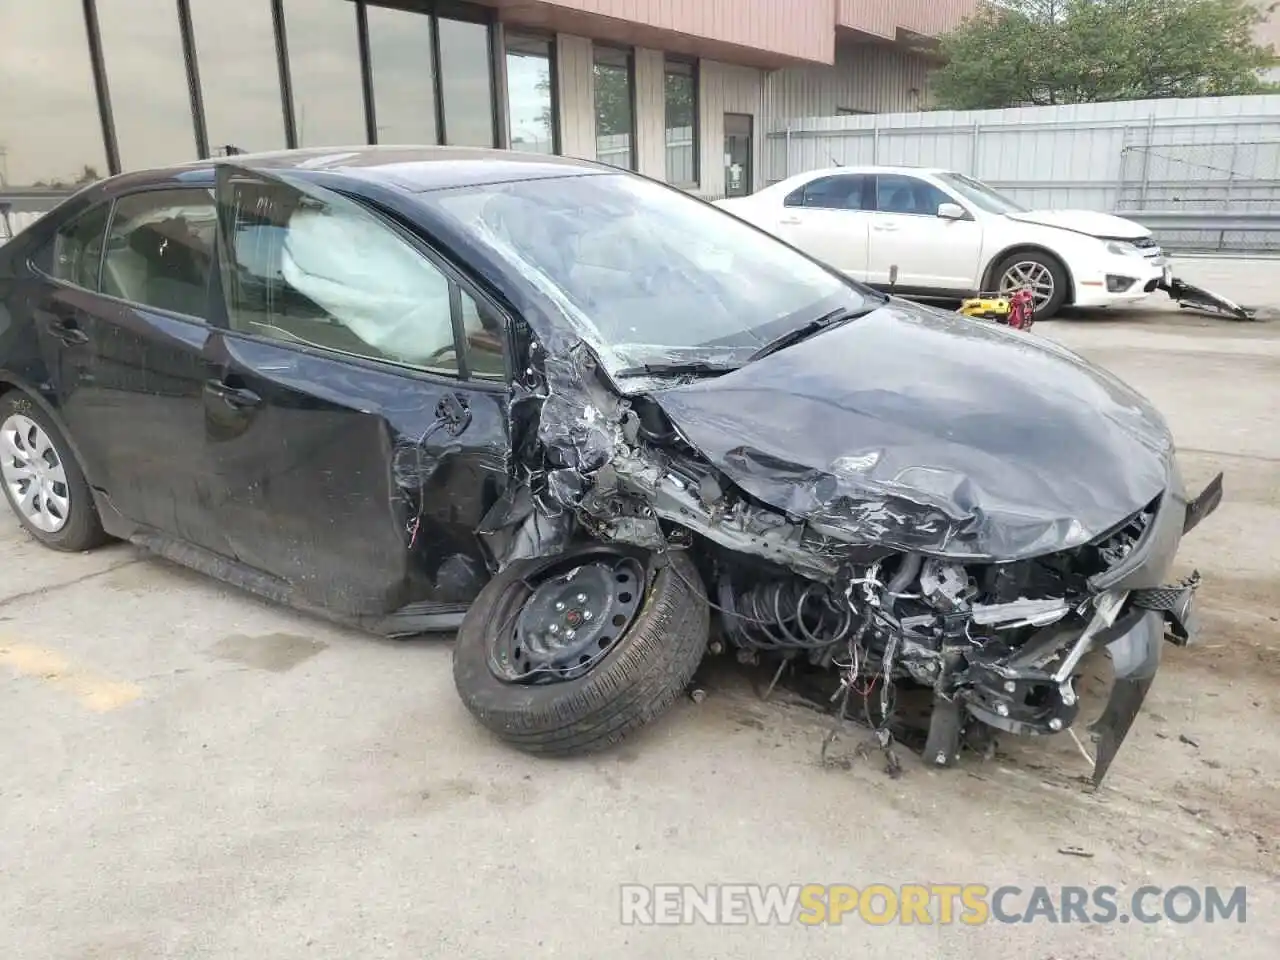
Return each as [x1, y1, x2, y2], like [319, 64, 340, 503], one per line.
[995, 252, 1068, 319]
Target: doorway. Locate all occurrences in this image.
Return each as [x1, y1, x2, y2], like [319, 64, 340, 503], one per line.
[723, 113, 753, 198]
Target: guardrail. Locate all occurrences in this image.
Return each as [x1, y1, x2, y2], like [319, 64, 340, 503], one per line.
[1120, 210, 1280, 255]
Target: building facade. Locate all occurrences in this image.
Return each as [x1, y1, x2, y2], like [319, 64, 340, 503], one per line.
[0, 0, 977, 218]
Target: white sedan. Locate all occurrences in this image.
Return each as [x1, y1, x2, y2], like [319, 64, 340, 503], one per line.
[714, 166, 1172, 319]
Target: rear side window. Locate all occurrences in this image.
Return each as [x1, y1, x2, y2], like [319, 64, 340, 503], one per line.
[102, 189, 217, 320]
[784, 175, 873, 211]
[50, 205, 111, 290]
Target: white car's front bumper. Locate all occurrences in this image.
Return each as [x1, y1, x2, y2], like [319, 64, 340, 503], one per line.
[1070, 251, 1171, 308]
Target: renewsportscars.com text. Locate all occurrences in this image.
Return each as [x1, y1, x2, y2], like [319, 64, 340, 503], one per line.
[619, 883, 1248, 926]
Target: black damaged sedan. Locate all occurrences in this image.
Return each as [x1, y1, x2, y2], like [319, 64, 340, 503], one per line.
[0, 147, 1221, 783]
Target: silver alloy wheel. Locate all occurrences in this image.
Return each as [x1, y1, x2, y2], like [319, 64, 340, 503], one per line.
[999, 260, 1056, 311]
[1, 414, 71, 533]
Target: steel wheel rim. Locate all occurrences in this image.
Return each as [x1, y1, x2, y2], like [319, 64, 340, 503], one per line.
[1000, 261, 1055, 311]
[1, 414, 71, 533]
[488, 554, 646, 685]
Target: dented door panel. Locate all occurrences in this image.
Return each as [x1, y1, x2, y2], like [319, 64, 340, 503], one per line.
[202, 331, 509, 617]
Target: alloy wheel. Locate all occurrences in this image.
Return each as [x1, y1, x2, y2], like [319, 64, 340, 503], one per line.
[999, 260, 1056, 312]
[1, 414, 71, 533]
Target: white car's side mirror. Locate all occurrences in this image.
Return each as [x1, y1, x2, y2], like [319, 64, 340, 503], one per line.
[937, 202, 967, 220]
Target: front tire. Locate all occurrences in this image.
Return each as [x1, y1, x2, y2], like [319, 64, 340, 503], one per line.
[452, 546, 710, 756]
[995, 251, 1069, 319]
[0, 392, 108, 552]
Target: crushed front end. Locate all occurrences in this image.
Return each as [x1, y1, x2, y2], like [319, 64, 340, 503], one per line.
[479, 316, 1223, 784]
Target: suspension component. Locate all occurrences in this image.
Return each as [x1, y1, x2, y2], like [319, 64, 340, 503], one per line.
[716, 574, 858, 653]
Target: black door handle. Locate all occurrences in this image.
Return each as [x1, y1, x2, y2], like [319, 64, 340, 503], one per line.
[204, 379, 262, 410]
[46, 317, 89, 346]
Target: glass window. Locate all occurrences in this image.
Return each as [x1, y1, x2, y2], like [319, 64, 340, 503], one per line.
[0, 2, 108, 189]
[284, 0, 366, 147]
[875, 175, 954, 217]
[189, 0, 286, 154]
[785, 175, 873, 211]
[50, 205, 111, 290]
[424, 173, 865, 375]
[220, 177, 462, 375]
[366, 4, 437, 144]
[97, 0, 197, 170]
[593, 47, 634, 170]
[935, 172, 1028, 214]
[664, 59, 697, 185]
[506, 35, 555, 154]
[438, 17, 495, 147]
[101, 189, 217, 320]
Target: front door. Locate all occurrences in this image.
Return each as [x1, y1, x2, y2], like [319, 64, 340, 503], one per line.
[207, 166, 511, 621]
[34, 188, 224, 547]
[865, 174, 985, 292]
[724, 113, 753, 198]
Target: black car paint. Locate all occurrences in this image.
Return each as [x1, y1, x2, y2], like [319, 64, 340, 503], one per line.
[0, 148, 1217, 781]
[650, 298, 1175, 561]
[0, 151, 581, 629]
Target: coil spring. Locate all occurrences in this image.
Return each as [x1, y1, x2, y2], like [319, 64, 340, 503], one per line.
[718, 576, 859, 652]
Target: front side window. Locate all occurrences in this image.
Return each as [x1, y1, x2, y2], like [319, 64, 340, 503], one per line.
[424, 173, 865, 373]
[875, 175, 953, 217]
[218, 175, 500, 378]
[101, 189, 217, 319]
[50, 205, 111, 290]
[593, 47, 635, 170]
[664, 58, 698, 185]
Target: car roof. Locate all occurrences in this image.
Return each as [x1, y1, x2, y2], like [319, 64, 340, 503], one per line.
[98, 145, 608, 198]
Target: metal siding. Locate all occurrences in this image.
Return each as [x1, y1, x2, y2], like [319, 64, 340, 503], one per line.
[634, 47, 666, 179]
[525, 0, 834, 64]
[836, 0, 980, 39]
[696, 59, 765, 198]
[763, 95, 1280, 245]
[556, 33, 595, 159]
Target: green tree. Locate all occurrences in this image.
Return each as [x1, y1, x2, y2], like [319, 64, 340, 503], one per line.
[932, 0, 1276, 109]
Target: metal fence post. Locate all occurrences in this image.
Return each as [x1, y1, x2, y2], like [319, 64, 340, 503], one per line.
[872, 116, 879, 164]
[969, 121, 980, 173]
[784, 125, 791, 179]
[1138, 113, 1156, 208]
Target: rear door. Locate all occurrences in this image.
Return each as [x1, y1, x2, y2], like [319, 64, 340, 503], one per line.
[207, 166, 511, 622]
[865, 174, 984, 292]
[775, 174, 873, 278]
[31, 187, 223, 546]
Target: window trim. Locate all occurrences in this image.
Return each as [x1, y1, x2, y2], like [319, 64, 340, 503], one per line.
[213, 173, 512, 385]
[662, 56, 699, 188]
[592, 43, 638, 172]
[504, 31, 560, 155]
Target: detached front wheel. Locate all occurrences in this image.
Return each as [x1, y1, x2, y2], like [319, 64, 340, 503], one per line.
[452, 546, 710, 756]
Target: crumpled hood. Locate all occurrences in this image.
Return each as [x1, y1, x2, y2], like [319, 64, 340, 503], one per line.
[651, 301, 1174, 561]
[1005, 209, 1151, 240]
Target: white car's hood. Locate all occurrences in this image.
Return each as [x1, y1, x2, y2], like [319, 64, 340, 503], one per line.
[1004, 209, 1151, 240]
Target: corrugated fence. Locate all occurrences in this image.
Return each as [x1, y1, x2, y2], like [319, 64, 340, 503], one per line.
[766, 95, 1280, 253]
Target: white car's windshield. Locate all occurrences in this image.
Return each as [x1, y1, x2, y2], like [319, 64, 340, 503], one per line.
[423, 173, 867, 372]
[935, 172, 1029, 215]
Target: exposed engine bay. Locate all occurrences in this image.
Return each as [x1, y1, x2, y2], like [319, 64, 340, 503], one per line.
[472, 335, 1222, 786]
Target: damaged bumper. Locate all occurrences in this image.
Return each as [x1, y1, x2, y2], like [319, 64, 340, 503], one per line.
[1154, 276, 1257, 321]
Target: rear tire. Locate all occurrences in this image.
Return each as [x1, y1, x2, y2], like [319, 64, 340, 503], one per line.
[452, 546, 710, 756]
[0, 392, 108, 552]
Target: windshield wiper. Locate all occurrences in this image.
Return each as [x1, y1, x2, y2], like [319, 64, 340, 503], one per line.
[747, 305, 877, 363]
[613, 360, 741, 379]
